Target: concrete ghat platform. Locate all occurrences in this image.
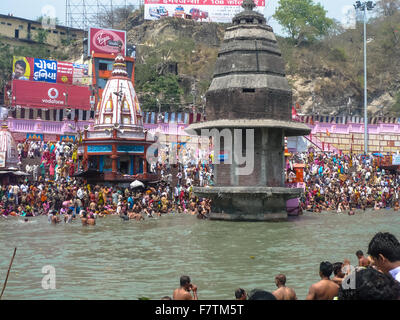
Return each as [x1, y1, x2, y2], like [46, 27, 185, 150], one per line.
[193, 186, 303, 222]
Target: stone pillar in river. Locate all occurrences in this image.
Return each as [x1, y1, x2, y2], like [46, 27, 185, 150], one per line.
[187, 0, 311, 221]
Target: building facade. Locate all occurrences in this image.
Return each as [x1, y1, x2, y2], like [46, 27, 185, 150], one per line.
[0, 14, 84, 48]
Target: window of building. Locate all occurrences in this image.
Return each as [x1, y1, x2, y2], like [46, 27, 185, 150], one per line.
[72, 34, 77, 37]
[29, 109, 34, 119]
[19, 25, 23, 29]
[99, 59, 113, 71]
[1, 22, 6, 25]
[99, 63, 108, 71]
[14, 29, 19, 38]
[7, 23, 12, 26]
[60, 32, 65, 35]
[31, 26, 36, 29]
[53, 30, 58, 34]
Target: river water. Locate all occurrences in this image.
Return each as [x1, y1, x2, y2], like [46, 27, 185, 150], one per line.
[0, 210, 399, 300]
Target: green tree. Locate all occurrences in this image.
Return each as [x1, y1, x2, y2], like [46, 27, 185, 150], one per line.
[34, 29, 48, 44]
[273, 0, 333, 45]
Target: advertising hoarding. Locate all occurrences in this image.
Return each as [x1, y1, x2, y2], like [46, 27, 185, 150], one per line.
[11, 80, 92, 110]
[88, 27, 127, 56]
[144, 0, 266, 23]
[12, 56, 89, 85]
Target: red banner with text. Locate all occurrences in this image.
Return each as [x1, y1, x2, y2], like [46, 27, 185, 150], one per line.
[11, 80, 92, 110]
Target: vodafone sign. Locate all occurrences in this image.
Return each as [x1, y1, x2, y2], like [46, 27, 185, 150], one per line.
[11, 80, 91, 110]
[88, 27, 126, 56]
[48, 88, 59, 99]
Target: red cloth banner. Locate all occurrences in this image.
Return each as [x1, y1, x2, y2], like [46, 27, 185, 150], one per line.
[11, 80, 92, 110]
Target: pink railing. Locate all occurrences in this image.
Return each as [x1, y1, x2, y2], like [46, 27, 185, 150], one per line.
[304, 133, 340, 153]
[8, 118, 93, 135]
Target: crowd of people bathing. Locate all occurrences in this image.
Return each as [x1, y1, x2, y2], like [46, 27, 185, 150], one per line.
[287, 151, 400, 213]
[165, 232, 400, 300]
[0, 180, 211, 223]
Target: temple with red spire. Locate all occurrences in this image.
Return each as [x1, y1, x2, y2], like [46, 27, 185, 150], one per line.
[78, 52, 157, 183]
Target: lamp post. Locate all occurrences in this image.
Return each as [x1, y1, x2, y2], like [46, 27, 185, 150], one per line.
[354, 1, 375, 154]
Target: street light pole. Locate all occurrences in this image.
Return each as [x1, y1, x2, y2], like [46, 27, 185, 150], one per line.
[363, 4, 368, 155]
[354, 1, 375, 154]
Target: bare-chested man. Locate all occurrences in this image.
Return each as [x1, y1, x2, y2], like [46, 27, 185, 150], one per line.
[172, 275, 198, 300]
[306, 261, 339, 300]
[272, 274, 297, 300]
[80, 210, 88, 226]
[87, 213, 96, 225]
[356, 250, 370, 267]
[331, 262, 345, 285]
[51, 214, 60, 224]
[234, 288, 247, 300]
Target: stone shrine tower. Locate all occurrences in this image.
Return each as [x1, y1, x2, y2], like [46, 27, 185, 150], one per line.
[188, 0, 311, 221]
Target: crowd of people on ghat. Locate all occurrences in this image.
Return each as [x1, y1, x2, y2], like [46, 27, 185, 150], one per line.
[168, 232, 400, 300]
[1, 139, 214, 223]
[286, 151, 400, 213]
[17, 140, 79, 181]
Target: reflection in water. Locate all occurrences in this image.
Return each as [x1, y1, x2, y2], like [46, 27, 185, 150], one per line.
[0, 210, 399, 300]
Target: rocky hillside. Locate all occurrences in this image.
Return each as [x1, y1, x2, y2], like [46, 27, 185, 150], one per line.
[125, 8, 400, 117]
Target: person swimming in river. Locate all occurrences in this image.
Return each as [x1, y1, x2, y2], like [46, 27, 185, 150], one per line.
[80, 210, 88, 226]
[87, 212, 96, 225]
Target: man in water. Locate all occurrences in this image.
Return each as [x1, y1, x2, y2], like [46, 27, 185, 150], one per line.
[332, 262, 345, 285]
[172, 275, 198, 300]
[338, 267, 400, 300]
[272, 274, 297, 300]
[247, 289, 276, 300]
[234, 288, 247, 300]
[306, 261, 339, 300]
[48, 210, 54, 223]
[356, 250, 370, 268]
[87, 212, 96, 225]
[368, 232, 400, 283]
[80, 210, 88, 226]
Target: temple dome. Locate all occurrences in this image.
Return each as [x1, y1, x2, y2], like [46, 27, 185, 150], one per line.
[0, 124, 18, 169]
[94, 54, 143, 130]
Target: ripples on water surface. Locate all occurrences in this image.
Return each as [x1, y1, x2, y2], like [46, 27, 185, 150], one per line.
[1, 210, 399, 300]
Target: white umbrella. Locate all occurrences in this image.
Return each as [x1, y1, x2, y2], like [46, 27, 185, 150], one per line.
[130, 180, 144, 189]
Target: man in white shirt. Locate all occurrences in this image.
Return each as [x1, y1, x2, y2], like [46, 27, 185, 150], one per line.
[77, 188, 84, 200]
[20, 183, 28, 194]
[368, 232, 400, 283]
